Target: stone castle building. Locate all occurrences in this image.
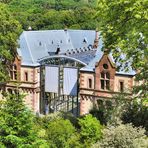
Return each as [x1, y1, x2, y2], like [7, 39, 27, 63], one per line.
[0, 29, 136, 115]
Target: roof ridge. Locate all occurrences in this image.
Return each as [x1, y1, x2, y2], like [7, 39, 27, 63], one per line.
[24, 32, 35, 63]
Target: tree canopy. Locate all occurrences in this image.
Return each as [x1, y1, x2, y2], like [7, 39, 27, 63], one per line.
[7, 0, 98, 30]
[0, 3, 21, 82]
[96, 0, 148, 97]
[0, 93, 47, 147]
[78, 114, 102, 144]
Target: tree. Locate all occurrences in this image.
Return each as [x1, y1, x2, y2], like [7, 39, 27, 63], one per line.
[78, 114, 102, 145]
[96, 0, 148, 97]
[0, 0, 12, 4]
[8, 0, 98, 30]
[46, 118, 80, 148]
[0, 93, 47, 147]
[93, 123, 148, 148]
[0, 3, 22, 82]
[90, 93, 128, 125]
[121, 100, 148, 135]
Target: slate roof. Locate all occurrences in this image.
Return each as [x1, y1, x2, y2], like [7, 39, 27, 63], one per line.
[17, 29, 136, 75]
[17, 29, 97, 66]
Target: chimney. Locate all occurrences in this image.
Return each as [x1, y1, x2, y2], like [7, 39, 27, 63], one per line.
[28, 26, 32, 31]
[93, 28, 99, 49]
[104, 48, 109, 55]
[64, 26, 68, 33]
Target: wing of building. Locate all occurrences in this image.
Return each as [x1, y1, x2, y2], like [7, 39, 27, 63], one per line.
[1, 29, 136, 116]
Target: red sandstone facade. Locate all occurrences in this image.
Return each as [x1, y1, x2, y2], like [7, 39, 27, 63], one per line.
[0, 52, 135, 115]
[80, 53, 134, 115]
[1, 56, 40, 113]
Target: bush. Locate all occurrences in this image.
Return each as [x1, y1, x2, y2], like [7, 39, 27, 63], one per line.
[46, 118, 80, 148]
[90, 94, 128, 126]
[122, 100, 148, 135]
[93, 123, 148, 148]
[0, 93, 48, 147]
[78, 114, 102, 145]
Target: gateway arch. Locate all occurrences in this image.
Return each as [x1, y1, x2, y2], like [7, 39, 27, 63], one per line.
[39, 55, 86, 116]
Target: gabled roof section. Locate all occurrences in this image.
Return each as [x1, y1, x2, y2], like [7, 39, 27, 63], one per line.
[95, 53, 116, 68]
[80, 49, 136, 76]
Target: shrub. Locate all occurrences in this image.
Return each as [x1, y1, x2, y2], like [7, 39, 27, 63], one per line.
[93, 123, 148, 148]
[78, 114, 102, 145]
[122, 100, 148, 135]
[0, 93, 48, 147]
[90, 94, 128, 126]
[46, 118, 80, 148]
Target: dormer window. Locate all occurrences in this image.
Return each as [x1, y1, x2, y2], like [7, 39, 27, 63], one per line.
[83, 38, 87, 43]
[39, 41, 42, 46]
[100, 72, 110, 90]
[7, 88, 13, 94]
[55, 47, 60, 55]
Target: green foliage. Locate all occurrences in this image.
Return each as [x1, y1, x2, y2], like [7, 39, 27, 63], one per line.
[46, 118, 80, 148]
[90, 94, 128, 125]
[122, 99, 148, 135]
[0, 3, 22, 82]
[93, 123, 148, 148]
[7, 0, 98, 30]
[78, 114, 102, 145]
[0, 93, 47, 147]
[35, 111, 63, 129]
[96, 0, 148, 96]
[90, 94, 148, 135]
[0, 0, 12, 4]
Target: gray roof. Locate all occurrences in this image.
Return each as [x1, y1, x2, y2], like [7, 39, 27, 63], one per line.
[18, 29, 98, 66]
[17, 29, 135, 75]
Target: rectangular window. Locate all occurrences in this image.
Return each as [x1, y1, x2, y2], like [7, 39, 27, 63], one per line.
[101, 73, 105, 78]
[106, 80, 110, 90]
[14, 71, 17, 80]
[10, 71, 13, 80]
[10, 64, 17, 80]
[101, 80, 105, 89]
[88, 78, 92, 88]
[24, 72, 28, 81]
[100, 72, 110, 90]
[120, 81, 124, 92]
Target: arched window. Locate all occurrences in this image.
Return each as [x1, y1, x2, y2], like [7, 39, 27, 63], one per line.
[97, 99, 103, 107]
[100, 72, 110, 90]
[7, 88, 13, 94]
[106, 72, 110, 79]
[106, 100, 113, 109]
[88, 78, 92, 89]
